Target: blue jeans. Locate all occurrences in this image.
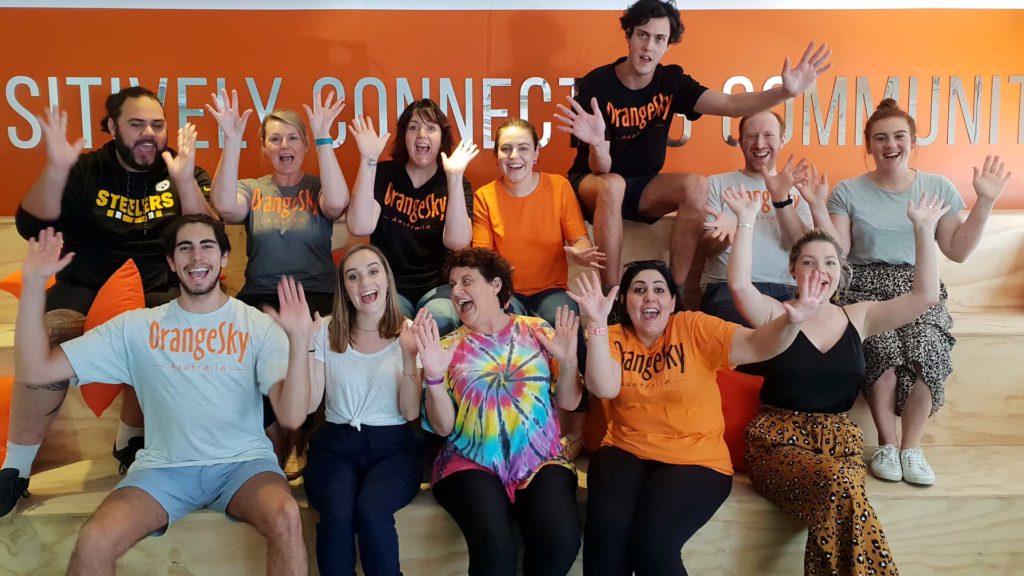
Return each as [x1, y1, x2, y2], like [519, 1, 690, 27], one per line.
[700, 281, 794, 328]
[303, 423, 423, 576]
[397, 285, 460, 336]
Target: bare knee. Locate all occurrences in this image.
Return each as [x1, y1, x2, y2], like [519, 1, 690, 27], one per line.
[263, 497, 302, 543]
[69, 519, 120, 572]
[593, 174, 626, 211]
[677, 173, 708, 212]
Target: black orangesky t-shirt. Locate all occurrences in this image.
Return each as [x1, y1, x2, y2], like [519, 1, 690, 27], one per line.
[15, 141, 212, 292]
[569, 57, 708, 178]
[370, 160, 472, 301]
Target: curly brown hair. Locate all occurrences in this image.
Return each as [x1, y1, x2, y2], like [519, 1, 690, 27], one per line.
[443, 247, 515, 307]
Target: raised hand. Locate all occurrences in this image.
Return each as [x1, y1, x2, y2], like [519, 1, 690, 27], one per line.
[721, 185, 760, 223]
[441, 140, 479, 177]
[783, 270, 827, 324]
[36, 107, 84, 171]
[413, 317, 455, 379]
[400, 308, 431, 356]
[564, 245, 607, 270]
[781, 42, 832, 98]
[23, 228, 73, 282]
[762, 155, 808, 202]
[264, 277, 316, 341]
[973, 155, 1012, 204]
[349, 115, 391, 161]
[163, 123, 198, 183]
[906, 193, 950, 231]
[534, 305, 580, 364]
[703, 206, 737, 244]
[303, 91, 346, 141]
[794, 165, 830, 208]
[567, 270, 619, 325]
[554, 96, 606, 147]
[205, 89, 252, 143]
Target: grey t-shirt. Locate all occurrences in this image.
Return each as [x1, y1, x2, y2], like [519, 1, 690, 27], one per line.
[702, 171, 811, 287]
[237, 174, 336, 296]
[827, 172, 965, 265]
[61, 298, 288, 471]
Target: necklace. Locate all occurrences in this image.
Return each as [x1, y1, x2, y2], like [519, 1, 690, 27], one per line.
[353, 326, 378, 333]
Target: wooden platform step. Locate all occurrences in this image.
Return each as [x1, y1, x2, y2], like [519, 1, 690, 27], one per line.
[2, 447, 1023, 575]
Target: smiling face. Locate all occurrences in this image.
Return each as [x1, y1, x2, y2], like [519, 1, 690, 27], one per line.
[262, 119, 307, 177]
[624, 269, 675, 339]
[168, 222, 227, 297]
[404, 112, 442, 169]
[109, 96, 167, 172]
[790, 240, 841, 300]
[740, 111, 782, 175]
[868, 116, 914, 173]
[496, 126, 539, 185]
[625, 16, 671, 78]
[449, 266, 503, 328]
[342, 248, 390, 318]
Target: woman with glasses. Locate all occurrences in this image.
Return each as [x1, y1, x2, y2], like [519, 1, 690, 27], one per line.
[570, 258, 826, 576]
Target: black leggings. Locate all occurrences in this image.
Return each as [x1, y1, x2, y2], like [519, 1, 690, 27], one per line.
[432, 465, 581, 576]
[583, 446, 733, 576]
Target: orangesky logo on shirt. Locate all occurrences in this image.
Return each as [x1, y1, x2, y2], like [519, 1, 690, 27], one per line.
[250, 187, 319, 219]
[614, 340, 685, 382]
[148, 321, 250, 363]
[95, 189, 175, 224]
[606, 93, 674, 131]
[382, 183, 447, 226]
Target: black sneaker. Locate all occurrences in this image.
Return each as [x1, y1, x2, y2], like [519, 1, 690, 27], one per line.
[0, 467, 29, 520]
[112, 436, 144, 475]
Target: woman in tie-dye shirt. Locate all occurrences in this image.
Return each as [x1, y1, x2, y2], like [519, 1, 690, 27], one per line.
[416, 247, 583, 576]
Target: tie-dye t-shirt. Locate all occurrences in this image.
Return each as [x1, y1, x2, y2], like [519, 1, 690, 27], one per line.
[425, 314, 571, 501]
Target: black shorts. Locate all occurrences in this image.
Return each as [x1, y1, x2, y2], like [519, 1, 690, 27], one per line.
[568, 171, 660, 225]
[45, 280, 178, 314]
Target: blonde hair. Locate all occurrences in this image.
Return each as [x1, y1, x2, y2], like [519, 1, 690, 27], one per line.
[260, 109, 309, 149]
[788, 229, 853, 301]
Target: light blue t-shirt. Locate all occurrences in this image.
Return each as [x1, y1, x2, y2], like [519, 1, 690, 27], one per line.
[61, 298, 288, 471]
[828, 171, 965, 265]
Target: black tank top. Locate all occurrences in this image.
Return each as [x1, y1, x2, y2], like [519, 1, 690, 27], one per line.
[759, 307, 865, 414]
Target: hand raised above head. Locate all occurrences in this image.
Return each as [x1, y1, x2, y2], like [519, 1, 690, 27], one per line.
[205, 89, 252, 142]
[163, 123, 198, 183]
[350, 115, 391, 162]
[781, 41, 832, 98]
[36, 107, 84, 171]
[303, 90, 346, 141]
[554, 96, 606, 147]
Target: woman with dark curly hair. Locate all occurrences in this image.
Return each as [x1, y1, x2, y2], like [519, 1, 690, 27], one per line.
[416, 247, 583, 576]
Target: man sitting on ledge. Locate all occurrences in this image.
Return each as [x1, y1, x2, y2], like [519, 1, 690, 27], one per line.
[13, 215, 314, 576]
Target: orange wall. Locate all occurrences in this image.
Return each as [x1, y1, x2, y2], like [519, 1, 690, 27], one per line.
[1, 8, 1022, 215]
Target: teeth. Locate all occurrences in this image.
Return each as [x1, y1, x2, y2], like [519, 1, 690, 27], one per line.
[360, 289, 378, 297]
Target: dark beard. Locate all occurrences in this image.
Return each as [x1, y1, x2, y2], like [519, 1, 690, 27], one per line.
[179, 273, 220, 297]
[113, 131, 160, 171]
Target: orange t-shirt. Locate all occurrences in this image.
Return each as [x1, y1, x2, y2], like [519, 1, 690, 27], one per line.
[603, 312, 738, 475]
[472, 173, 589, 296]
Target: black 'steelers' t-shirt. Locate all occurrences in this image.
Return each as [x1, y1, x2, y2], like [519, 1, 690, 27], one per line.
[569, 57, 708, 178]
[15, 140, 212, 292]
[370, 160, 472, 302]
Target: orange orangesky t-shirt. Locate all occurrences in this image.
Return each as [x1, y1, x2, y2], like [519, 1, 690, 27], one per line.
[472, 173, 588, 296]
[604, 312, 738, 475]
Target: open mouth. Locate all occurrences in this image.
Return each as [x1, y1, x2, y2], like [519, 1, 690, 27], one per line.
[641, 306, 659, 320]
[279, 154, 295, 164]
[457, 297, 474, 314]
[752, 150, 770, 159]
[882, 151, 900, 160]
[187, 266, 210, 281]
[415, 142, 431, 154]
[359, 288, 379, 305]
[135, 141, 156, 153]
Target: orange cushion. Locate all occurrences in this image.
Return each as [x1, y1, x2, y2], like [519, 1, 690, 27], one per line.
[79, 260, 145, 418]
[0, 376, 12, 461]
[717, 368, 764, 472]
[0, 270, 56, 299]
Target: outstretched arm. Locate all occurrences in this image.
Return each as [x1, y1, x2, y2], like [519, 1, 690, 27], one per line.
[440, 141, 477, 250]
[763, 156, 813, 249]
[303, 91, 350, 220]
[345, 116, 389, 237]
[164, 122, 215, 217]
[729, 270, 826, 365]
[567, 270, 622, 399]
[555, 96, 611, 174]
[936, 155, 1011, 263]
[694, 42, 831, 117]
[853, 195, 947, 338]
[21, 108, 85, 221]
[15, 228, 77, 386]
[264, 277, 318, 430]
[206, 89, 253, 223]
[724, 186, 787, 328]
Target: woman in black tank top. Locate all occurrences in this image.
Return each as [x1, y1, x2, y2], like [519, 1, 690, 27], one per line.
[721, 182, 948, 576]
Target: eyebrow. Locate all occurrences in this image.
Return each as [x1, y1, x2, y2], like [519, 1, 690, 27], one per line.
[344, 263, 380, 274]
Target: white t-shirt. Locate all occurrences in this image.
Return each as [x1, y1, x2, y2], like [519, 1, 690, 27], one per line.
[314, 319, 408, 430]
[61, 298, 287, 471]
[702, 170, 812, 287]
[827, 171, 965, 265]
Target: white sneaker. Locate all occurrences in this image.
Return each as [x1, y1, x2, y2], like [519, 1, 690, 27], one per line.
[870, 444, 902, 481]
[900, 447, 935, 486]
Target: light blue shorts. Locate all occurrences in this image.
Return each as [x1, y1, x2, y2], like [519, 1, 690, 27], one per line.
[115, 458, 284, 534]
